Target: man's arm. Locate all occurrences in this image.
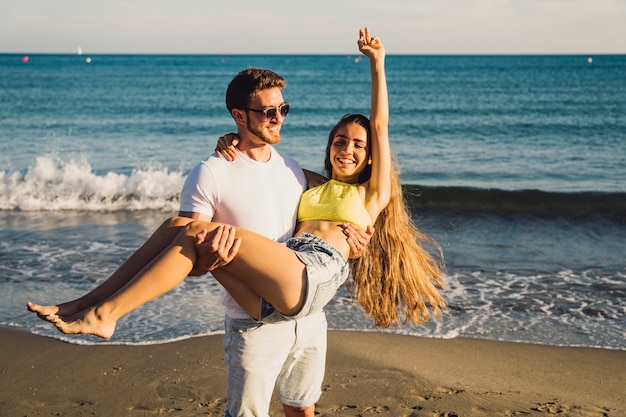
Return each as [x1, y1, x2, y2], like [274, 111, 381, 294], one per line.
[195, 225, 241, 271]
[342, 223, 374, 259]
[178, 156, 240, 275]
[178, 210, 212, 221]
[177, 211, 227, 275]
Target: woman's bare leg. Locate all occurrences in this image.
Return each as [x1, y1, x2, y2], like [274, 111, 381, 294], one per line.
[212, 271, 265, 319]
[27, 216, 194, 322]
[52, 222, 201, 338]
[202, 224, 307, 316]
[52, 221, 308, 338]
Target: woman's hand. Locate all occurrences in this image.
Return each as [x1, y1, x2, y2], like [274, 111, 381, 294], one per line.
[358, 27, 385, 60]
[215, 133, 240, 161]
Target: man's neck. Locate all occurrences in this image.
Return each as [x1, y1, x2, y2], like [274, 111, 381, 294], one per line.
[236, 135, 272, 162]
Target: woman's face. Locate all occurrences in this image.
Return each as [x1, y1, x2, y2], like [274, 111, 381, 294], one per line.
[329, 122, 369, 183]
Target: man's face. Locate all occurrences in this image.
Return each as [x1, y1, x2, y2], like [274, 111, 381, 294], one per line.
[243, 87, 287, 146]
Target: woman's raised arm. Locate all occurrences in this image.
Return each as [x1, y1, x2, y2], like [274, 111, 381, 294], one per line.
[358, 27, 391, 222]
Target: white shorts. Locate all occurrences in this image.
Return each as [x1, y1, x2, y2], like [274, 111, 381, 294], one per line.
[223, 312, 328, 415]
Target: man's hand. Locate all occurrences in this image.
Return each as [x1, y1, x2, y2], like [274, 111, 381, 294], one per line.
[342, 223, 374, 259]
[192, 225, 241, 274]
[215, 133, 239, 161]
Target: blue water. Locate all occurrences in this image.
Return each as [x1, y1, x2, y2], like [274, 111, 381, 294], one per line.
[1, 54, 624, 349]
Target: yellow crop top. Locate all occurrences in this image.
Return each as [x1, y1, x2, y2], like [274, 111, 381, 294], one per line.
[297, 179, 372, 230]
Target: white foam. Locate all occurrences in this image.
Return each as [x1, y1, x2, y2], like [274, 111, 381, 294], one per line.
[1, 154, 185, 211]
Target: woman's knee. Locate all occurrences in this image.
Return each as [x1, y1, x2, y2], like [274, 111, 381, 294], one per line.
[166, 216, 194, 228]
[153, 216, 193, 241]
[183, 219, 216, 236]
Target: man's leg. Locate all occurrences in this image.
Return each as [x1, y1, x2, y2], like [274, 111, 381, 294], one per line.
[283, 404, 315, 417]
[223, 316, 297, 417]
[276, 312, 327, 415]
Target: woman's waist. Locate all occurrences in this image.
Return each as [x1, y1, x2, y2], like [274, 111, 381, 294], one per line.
[294, 220, 350, 258]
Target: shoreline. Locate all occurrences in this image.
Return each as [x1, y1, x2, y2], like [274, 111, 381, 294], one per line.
[17, 327, 626, 352]
[1, 328, 624, 416]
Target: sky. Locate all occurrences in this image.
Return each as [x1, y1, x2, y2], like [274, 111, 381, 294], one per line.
[1, 0, 625, 55]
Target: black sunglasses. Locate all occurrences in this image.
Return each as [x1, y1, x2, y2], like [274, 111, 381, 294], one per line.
[243, 103, 290, 120]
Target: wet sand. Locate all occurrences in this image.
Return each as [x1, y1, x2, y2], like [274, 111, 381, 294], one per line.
[0, 328, 624, 416]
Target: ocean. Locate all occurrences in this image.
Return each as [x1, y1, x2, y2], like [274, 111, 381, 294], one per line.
[1, 53, 624, 349]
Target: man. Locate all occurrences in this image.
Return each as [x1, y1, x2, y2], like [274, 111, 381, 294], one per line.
[179, 68, 371, 417]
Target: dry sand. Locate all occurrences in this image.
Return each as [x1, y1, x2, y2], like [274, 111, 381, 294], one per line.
[0, 327, 624, 416]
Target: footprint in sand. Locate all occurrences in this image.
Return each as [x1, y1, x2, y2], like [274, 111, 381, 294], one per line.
[533, 401, 613, 416]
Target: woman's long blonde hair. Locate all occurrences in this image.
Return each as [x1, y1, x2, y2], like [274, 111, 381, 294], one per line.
[325, 115, 447, 328]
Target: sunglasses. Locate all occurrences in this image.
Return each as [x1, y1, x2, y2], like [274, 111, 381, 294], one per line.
[243, 103, 290, 120]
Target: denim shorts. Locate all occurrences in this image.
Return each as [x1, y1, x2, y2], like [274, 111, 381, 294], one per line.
[258, 233, 349, 323]
[223, 312, 328, 415]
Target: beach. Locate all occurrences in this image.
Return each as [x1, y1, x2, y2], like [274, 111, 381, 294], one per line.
[1, 53, 624, 416]
[1, 328, 624, 417]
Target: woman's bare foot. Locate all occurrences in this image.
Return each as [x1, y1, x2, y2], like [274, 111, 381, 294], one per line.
[27, 302, 62, 322]
[27, 301, 87, 322]
[52, 307, 117, 339]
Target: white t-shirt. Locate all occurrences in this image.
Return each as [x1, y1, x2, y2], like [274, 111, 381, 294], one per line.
[179, 146, 306, 318]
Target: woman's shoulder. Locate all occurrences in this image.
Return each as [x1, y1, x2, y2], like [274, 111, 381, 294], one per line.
[303, 169, 328, 189]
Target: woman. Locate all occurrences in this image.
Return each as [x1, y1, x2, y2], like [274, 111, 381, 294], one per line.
[28, 28, 446, 338]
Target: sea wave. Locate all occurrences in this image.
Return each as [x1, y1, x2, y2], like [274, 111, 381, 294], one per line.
[405, 185, 626, 222]
[1, 155, 183, 212]
[2, 155, 624, 222]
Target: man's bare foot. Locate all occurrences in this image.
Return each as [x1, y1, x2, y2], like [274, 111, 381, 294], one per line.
[52, 307, 117, 339]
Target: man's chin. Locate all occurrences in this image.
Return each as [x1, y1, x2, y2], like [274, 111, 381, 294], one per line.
[263, 135, 281, 145]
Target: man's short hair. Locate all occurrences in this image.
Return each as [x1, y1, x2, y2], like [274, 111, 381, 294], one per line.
[225, 68, 286, 115]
